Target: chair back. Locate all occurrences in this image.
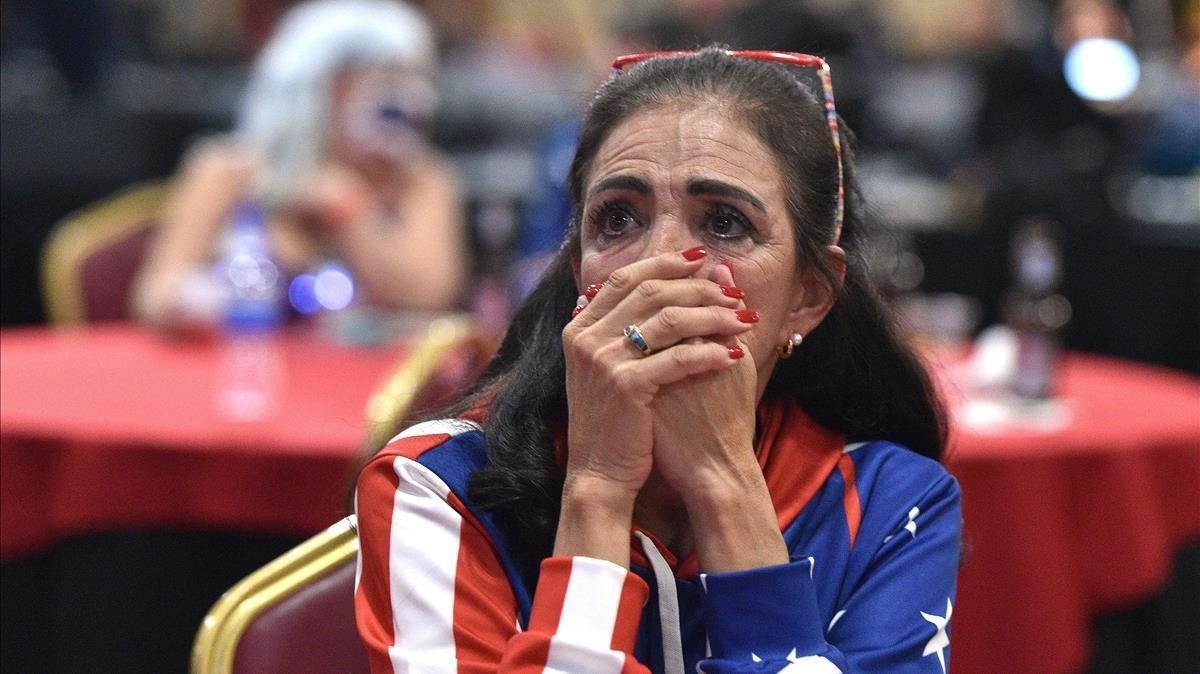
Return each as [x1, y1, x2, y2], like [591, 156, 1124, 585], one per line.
[364, 314, 498, 450]
[41, 181, 167, 324]
[191, 517, 368, 674]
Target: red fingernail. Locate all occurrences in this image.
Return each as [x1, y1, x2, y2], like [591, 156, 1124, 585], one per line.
[584, 283, 603, 299]
[735, 310, 759, 323]
[571, 306, 583, 318]
[681, 246, 708, 261]
[728, 345, 745, 359]
[721, 285, 744, 299]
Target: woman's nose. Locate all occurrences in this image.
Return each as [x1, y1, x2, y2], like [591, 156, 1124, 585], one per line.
[644, 216, 698, 259]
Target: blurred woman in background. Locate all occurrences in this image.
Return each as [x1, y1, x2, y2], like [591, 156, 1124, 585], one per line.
[133, 0, 466, 330]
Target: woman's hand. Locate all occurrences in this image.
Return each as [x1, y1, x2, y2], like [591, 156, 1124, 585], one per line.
[289, 165, 378, 233]
[649, 262, 760, 497]
[649, 340, 788, 573]
[649, 263, 789, 572]
[649, 345, 760, 495]
[556, 247, 752, 564]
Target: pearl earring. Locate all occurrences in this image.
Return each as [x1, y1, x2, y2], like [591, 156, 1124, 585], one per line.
[777, 333, 803, 359]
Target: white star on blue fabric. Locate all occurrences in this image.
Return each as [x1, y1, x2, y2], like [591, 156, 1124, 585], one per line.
[827, 609, 847, 634]
[904, 506, 920, 537]
[921, 598, 953, 674]
[782, 648, 842, 673]
[884, 506, 921, 543]
[746, 649, 842, 672]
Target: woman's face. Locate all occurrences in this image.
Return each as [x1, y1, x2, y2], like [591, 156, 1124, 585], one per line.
[577, 103, 821, 385]
[332, 66, 436, 170]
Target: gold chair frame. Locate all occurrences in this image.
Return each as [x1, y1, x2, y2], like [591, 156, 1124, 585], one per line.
[364, 314, 480, 450]
[190, 516, 360, 674]
[190, 315, 479, 674]
[41, 181, 168, 325]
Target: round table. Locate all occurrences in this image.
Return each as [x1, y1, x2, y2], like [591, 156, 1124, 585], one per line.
[940, 352, 1200, 674]
[0, 324, 406, 560]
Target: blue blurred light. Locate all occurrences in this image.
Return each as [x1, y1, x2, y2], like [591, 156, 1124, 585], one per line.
[1064, 38, 1140, 102]
[314, 265, 355, 311]
[288, 274, 322, 314]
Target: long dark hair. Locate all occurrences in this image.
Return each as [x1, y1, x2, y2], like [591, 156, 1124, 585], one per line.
[446, 48, 946, 580]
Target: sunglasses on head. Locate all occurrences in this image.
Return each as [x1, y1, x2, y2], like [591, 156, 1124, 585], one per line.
[612, 50, 845, 243]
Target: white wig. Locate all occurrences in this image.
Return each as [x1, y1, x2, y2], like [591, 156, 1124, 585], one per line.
[237, 0, 437, 208]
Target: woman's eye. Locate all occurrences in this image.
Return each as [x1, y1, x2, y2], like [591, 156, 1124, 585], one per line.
[704, 206, 752, 239]
[589, 202, 640, 239]
[604, 210, 634, 235]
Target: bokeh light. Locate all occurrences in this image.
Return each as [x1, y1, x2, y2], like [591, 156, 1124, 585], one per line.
[313, 265, 355, 311]
[1064, 38, 1140, 103]
[287, 273, 321, 314]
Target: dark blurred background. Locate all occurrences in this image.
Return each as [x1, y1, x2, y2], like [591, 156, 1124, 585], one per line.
[2, 0, 1197, 373]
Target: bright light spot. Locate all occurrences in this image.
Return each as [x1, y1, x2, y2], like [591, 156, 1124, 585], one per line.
[1064, 38, 1139, 102]
[313, 265, 355, 311]
[288, 274, 321, 314]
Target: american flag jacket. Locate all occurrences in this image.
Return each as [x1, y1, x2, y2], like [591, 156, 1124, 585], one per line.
[354, 398, 961, 673]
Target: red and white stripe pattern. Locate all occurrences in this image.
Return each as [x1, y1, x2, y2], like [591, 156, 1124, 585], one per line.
[513, 557, 648, 673]
[355, 420, 650, 673]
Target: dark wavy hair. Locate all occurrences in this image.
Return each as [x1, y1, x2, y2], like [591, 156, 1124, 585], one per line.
[443, 48, 946, 581]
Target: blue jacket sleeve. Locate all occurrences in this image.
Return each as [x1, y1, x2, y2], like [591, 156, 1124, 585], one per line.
[696, 470, 961, 674]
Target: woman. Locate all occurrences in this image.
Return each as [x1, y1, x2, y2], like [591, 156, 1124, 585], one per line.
[132, 0, 465, 330]
[356, 48, 960, 673]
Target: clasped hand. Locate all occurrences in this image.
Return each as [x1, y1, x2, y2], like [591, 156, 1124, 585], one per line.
[561, 247, 762, 507]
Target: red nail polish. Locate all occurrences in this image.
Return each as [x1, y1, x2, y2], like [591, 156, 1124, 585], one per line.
[681, 246, 708, 261]
[721, 285, 745, 299]
[584, 283, 603, 299]
[571, 306, 583, 318]
[728, 345, 745, 359]
[735, 310, 759, 323]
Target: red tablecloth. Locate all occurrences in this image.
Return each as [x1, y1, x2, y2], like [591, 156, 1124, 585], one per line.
[943, 353, 1200, 674]
[0, 324, 403, 560]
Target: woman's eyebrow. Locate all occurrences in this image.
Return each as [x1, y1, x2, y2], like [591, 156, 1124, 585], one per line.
[687, 178, 767, 214]
[589, 174, 650, 199]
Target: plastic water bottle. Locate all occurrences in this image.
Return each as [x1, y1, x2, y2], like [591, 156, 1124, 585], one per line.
[221, 202, 284, 330]
[215, 202, 286, 421]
